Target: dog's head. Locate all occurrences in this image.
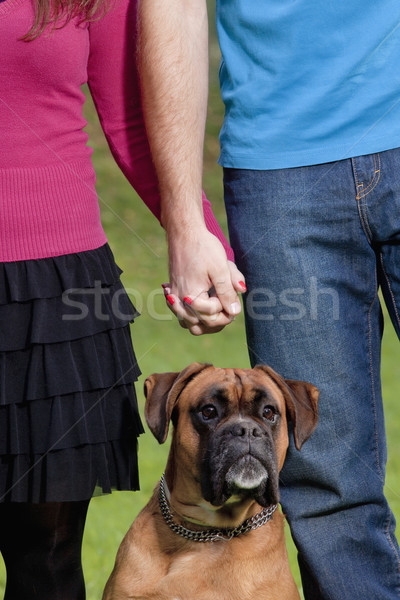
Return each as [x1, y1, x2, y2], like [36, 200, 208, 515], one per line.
[144, 363, 318, 508]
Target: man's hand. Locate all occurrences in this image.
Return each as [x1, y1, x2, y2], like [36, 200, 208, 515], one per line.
[162, 227, 246, 335]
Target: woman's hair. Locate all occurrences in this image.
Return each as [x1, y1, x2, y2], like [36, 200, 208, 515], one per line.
[24, 0, 110, 40]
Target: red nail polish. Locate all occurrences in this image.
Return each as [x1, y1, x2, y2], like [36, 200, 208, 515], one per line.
[183, 296, 192, 305]
[239, 281, 247, 292]
[161, 283, 167, 289]
[166, 295, 175, 306]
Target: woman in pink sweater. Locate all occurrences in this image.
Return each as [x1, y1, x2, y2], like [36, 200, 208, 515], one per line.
[0, 0, 243, 597]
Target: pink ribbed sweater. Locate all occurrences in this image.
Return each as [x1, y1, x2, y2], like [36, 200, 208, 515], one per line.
[0, 0, 233, 262]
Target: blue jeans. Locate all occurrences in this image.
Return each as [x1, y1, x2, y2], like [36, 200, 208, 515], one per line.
[224, 148, 400, 600]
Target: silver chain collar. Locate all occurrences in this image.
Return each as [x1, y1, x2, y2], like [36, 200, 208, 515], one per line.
[158, 473, 278, 543]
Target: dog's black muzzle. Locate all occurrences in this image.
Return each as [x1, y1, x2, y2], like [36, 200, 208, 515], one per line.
[201, 417, 280, 507]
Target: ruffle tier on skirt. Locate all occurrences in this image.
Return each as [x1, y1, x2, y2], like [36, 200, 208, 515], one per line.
[0, 244, 144, 503]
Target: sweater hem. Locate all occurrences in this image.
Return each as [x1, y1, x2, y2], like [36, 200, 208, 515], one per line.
[0, 160, 106, 262]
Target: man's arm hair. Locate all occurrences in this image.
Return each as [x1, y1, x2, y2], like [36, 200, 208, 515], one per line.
[138, 0, 209, 236]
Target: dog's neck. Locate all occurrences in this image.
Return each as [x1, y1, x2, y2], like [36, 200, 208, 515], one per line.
[163, 472, 266, 530]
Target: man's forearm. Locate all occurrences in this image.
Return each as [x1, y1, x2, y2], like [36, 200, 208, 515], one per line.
[138, 0, 243, 324]
[138, 0, 209, 235]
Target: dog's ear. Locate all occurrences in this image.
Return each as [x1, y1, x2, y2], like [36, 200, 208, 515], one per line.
[254, 365, 319, 451]
[144, 362, 212, 444]
[284, 378, 319, 450]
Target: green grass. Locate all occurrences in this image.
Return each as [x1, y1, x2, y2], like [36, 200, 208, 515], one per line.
[1, 17, 400, 600]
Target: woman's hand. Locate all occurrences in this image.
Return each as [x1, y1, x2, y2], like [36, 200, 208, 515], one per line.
[163, 228, 246, 335]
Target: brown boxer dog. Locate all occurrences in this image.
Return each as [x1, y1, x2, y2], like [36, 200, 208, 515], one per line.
[103, 363, 319, 600]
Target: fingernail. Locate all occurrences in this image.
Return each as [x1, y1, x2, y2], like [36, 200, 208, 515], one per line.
[183, 296, 192, 305]
[166, 295, 175, 306]
[230, 302, 241, 315]
[239, 281, 247, 292]
[161, 283, 168, 289]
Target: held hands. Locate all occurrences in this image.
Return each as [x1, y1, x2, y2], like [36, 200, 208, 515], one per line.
[163, 228, 246, 335]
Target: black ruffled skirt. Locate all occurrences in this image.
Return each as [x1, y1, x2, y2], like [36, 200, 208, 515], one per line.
[0, 244, 144, 503]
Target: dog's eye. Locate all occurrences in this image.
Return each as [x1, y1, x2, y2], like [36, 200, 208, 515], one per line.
[200, 405, 218, 420]
[263, 406, 276, 422]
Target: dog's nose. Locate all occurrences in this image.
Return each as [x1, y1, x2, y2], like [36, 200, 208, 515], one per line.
[229, 421, 263, 438]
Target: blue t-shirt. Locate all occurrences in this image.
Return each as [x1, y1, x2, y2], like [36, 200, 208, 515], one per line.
[217, 0, 400, 169]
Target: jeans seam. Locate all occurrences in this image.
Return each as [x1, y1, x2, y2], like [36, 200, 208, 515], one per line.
[355, 192, 373, 245]
[362, 154, 380, 241]
[385, 510, 400, 577]
[357, 153, 381, 198]
[352, 154, 381, 242]
[352, 159, 373, 244]
[379, 252, 400, 331]
[368, 267, 383, 483]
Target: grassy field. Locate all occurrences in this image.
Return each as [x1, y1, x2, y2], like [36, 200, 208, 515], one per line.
[1, 13, 400, 600]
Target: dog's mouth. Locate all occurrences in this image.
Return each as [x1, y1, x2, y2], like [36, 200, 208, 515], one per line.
[202, 426, 280, 508]
[224, 455, 268, 495]
[221, 454, 271, 506]
[203, 449, 279, 508]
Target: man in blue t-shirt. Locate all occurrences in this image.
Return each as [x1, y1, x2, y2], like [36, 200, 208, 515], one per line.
[138, 1, 400, 598]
